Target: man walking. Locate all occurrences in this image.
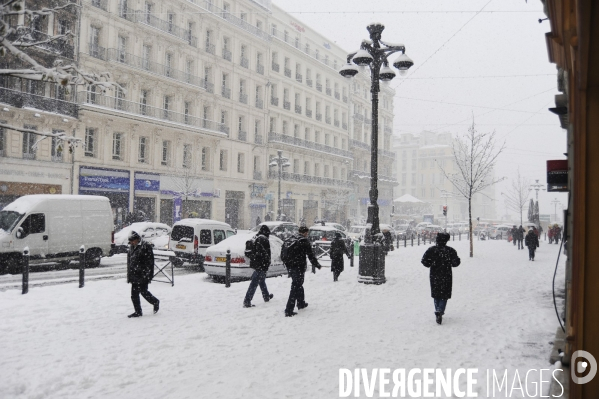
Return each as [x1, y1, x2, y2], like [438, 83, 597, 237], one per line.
[330, 232, 351, 282]
[127, 231, 159, 318]
[525, 228, 539, 261]
[283, 226, 321, 317]
[243, 225, 273, 307]
[517, 225, 525, 250]
[421, 232, 461, 325]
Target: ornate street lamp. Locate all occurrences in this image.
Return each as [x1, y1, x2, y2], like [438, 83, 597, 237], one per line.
[269, 150, 291, 221]
[339, 23, 413, 284]
[529, 179, 546, 200]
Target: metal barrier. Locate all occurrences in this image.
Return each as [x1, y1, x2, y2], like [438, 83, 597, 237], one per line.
[152, 250, 176, 287]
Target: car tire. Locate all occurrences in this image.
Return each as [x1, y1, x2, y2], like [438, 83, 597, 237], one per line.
[86, 248, 102, 268]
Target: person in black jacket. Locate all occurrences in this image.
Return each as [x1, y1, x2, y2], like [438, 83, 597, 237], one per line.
[517, 225, 525, 250]
[525, 229, 539, 261]
[243, 225, 273, 307]
[330, 232, 351, 282]
[421, 232, 461, 325]
[127, 231, 159, 318]
[284, 226, 321, 317]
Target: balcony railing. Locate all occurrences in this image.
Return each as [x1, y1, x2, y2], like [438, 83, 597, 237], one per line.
[267, 169, 353, 188]
[257, 64, 264, 75]
[221, 86, 231, 99]
[254, 134, 263, 144]
[23, 152, 36, 160]
[106, 49, 205, 88]
[342, 122, 348, 130]
[326, 88, 332, 96]
[295, 74, 302, 83]
[343, 95, 348, 103]
[334, 120, 339, 127]
[271, 28, 343, 72]
[316, 83, 322, 92]
[295, 105, 302, 114]
[239, 93, 248, 104]
[384, 126, 393, 134]
[137, 11, 197, 46]
[271, 97, 279, 106]
[240, 57, 249, 68]
[284, 68, 292, 78]
[91, 0, 108, 11]
[272, 62, 279, 72]
[283, 101, 290, 110]
[238, 131, 247, 141]
[268, 131, 352, 159]
[206, 43, 216, 54]
[253, 171, 262, 180]
[222, 49, 232, 61]
[316, 113, 322, 121]
[77, 91, 227, 135]
[350, 139, 371, 151]
[306, 109, 312, 118]
[255, 98, 263, 109]
[220, 125, 230, 135]
[325, 117, 331, 124]
[51, 155, 63, 163]
[89, 43, 107, 60]
[186, 0, 271, 42]
[306, 79, 313, 87]
[334, 92, 340, 100]
[0, 87, 78, 118]
[354, 113, 364, 121]
[380, 149, 396, 160]
[203, 80, 214, 93]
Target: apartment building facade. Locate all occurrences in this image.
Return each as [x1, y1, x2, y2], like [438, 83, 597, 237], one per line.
[1, 0, 397, 228]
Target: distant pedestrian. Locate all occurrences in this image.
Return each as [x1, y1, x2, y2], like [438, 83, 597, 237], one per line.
[525, 229, 539, 261]
[421, 232, 461, 325]
[127, 231, 159, 318]
[264, 213, 272, 222]
[330, 232, 350, 282]
[255, 216, 261, 227]
[282, 226, 321, 317]
[243, 225, 273, 307]
[517, 225, 525, 250]
[511, 225, 517, 246]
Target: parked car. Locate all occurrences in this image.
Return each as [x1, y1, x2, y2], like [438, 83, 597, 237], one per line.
[347, 225, 368, 241]
[0, 195, 113, 274]
[203, 232, 287, 281]
[250, 221, 298, 241]
[489, 225, 512, 240]
[395, 224, 416, 240]
[169, 219, 236, 267]
[422, 224, 443, 240]
[308, 225, 353, 259]
[415, 222, 432, 233]
[112, 222, 171, 254]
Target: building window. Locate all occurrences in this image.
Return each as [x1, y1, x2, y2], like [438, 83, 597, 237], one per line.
[161, 140, 170, 166]
[0, 124, 6, 156]
[202, 147, 210, 171]
[293, 159, 299, 174]
[139, 136, 147, 163]
[139, 90, 148, 115]
[324, 165, 329, 178]
[304, 161, 309, 175]
[219, 150, 228, 171]
[184, 101, 191, 124]
[112, 132, 123, 160]
[163, 95, 171, 119]
[183, 144, 191, 168]
[237, 153, 245, 173]
[253, 155, 260, 172]
[22, 127, 36, 159]
[85, 128, 96, 157]
[314, 163, 320, 176]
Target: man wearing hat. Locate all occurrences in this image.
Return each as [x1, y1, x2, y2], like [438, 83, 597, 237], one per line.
[330, 232, 351, 282]
[421, 232, 461, 325]
[127, 231, 160, 318]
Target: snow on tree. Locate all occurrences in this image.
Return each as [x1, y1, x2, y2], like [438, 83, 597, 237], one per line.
[438, 121, 505, 257]
[0, 0, 123, 149]
[502, 168, 531, 225]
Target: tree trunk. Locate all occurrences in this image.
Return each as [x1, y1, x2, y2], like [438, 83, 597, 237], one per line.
[469, 196, 473, 257]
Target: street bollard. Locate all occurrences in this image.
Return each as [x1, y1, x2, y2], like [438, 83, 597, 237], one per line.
[459, 232, 461, 241]
[22, 248, 29, 295]
[404, 236, 407, 248]
[79, 245, 85, 288]
[350, 248, 354, 267]
[418, 234, 420, 246]
[411, 236, 413, 247]
[225, 249, 231, 288]
[396, 237, 400, 249]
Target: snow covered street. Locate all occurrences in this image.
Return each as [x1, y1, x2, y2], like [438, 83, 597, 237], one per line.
[0, 238, 565, 399]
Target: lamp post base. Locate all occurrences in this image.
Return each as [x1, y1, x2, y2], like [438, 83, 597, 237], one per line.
[358, 242, 386, 284]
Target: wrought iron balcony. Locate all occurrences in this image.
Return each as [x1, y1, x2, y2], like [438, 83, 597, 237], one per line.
[253, 171, 263, 180]
[255, 98, 264, 109]
[316, 113, 322, 121]
[343, 95, 348, 103]
[222, 49, 232, 61]
[239, 93, 248, 104]
[221, 86, 231, 99]
[137, 11, 197, 47]
[284, 68, 292, 78]
[334, 120, 340, 127]
[240, 57, 249, 68]
[306, 79, 313, 87]
[272, 62, 279, 72]
[257, 64, 264, 75]
[283, 101, 290, 110]
[91, 0, 108, 11]
[267, 169, 353, 188]
[238, 130, 247, 141]
[268, 131, 352, 159]
[89, 43, 107, 60]
[306, 109, 312, 118]
[325, 116, 331, 124]
[203, 80, 214, 93]
[334, 92, 340, 100]
[295, 105, 302, 114]
[350, 139, 371, 151]
[0, 87, 78, 118]
[326, 88, 332, 96]
[295, 74, 302, 83]
[206, 43, 216, 54]
[316, 83, 322, 92]
[254, 134, 263, 145]
[271, 97, 279, 106]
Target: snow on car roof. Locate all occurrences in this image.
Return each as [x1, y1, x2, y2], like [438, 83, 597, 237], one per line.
[309, 225, 340, 231]
[3, 195, 108, 213]
[175, 218, 231, 227]
[205, 232, 283, 258]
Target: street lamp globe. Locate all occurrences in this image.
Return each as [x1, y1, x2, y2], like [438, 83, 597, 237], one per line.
[393, 52, 414, 71]
[352, 49, 374, 67]
[379, 65, 396, 81]
[339, 62, 359, 78]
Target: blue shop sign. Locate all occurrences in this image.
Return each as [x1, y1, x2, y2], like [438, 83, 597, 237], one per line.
[79, 167, 130, 191]
[134, 172, 160, 192]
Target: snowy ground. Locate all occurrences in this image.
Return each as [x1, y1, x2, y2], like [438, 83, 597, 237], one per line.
[0, 238, 565, 399]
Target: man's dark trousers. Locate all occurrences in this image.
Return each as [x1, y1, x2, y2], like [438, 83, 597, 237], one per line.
[131, 281, 159, 314]
[285, 268, 305, 313]
[244, 270, 270, 304]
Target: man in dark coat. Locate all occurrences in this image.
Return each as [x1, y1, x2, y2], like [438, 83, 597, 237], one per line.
[243, 225, 273, 307]
[127, 231, 159, 318]
[255, 216, 261, 227]
[517, 225, 525, 250]
[525, 229, 539, 261]
[511, 225, 517, 246]
[283, 226, 321, 317]
[330, 232, 350, 282]
[421, 232, 461, 325]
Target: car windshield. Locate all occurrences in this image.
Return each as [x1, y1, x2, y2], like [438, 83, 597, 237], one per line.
[0, 211, 24, 233]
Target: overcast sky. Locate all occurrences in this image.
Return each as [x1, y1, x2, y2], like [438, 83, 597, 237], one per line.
[273, 0, 567, 221]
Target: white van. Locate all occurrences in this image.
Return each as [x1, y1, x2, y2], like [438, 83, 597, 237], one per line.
[0, 195, 113, 274]
[169, 219, 236, 267]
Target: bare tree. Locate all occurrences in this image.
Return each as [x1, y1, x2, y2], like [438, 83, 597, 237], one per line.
[439, 121, 506, 257]
[0, 0, 122, 148]
[502, 168, 530, 225]
[169, 168, 204, 218]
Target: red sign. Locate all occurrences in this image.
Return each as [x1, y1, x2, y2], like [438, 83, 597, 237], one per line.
[547, 160, 568, 192]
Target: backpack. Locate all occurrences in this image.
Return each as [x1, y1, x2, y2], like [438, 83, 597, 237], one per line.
[280, 236, 300, 265]
[244, 235, 258, 261]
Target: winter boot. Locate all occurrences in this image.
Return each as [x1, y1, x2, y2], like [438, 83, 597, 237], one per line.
[285, 311, 298, 317]
[264, 294, 274, 302]
[153, 300, 160, 314]
[243, 302, 255, 308]
[435, 312, 442, 325]
[298, 302, 309, 310]
[128, 312, 142, 318]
